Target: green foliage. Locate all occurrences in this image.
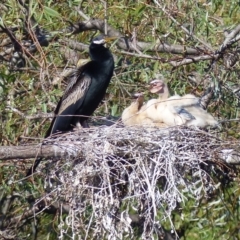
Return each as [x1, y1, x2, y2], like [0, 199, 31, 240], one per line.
[0, 0, 240, 239]
[170, 184, 240, 239]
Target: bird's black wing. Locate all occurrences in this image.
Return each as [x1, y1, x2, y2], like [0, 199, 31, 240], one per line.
[59, 66, 92, 114]
[27, 66, 92, 176]
[46, 64, 92, 137]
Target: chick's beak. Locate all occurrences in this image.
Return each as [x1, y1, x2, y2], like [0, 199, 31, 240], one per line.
[148, 83, 154, 90]
[132, 92, 144, 99]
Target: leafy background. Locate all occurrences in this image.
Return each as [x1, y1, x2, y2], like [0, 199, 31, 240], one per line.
[0, 0, 240, 239]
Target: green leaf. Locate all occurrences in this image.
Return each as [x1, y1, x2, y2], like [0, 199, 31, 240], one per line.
[28, 1, 39, 20]
[43, 6, 61, 18]
[42, 103, 47, 113]
[153, 60, 159, 73]
[111, 104, 118, 116]
[133, 5, 146, 17]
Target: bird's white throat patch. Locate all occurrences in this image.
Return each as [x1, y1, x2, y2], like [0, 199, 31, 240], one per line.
[93, 39, 105, 45]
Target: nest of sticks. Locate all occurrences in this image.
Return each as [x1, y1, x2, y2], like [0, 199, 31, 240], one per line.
[33, 125, 238, 239]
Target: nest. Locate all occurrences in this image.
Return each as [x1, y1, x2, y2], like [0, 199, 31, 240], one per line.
[33, 125, 237, 239]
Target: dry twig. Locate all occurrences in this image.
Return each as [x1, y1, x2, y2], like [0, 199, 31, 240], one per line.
[16, 125, 237, 239]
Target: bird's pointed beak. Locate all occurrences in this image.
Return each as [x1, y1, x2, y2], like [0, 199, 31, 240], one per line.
[104, 36, 119, 43]
[148, 84, 153, 90]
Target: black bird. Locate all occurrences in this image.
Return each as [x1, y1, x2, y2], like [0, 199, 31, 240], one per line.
[26, 35, 116, 176]
[47, 35, 115, 134]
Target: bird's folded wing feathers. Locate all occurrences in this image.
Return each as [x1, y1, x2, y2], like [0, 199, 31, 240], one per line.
[173, 106, 196, 120]
[59, 70, 92, 114]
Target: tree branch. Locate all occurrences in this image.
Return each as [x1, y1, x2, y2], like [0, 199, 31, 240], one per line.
[0, 127, 240, 166]
[0, 141, 80, 160]
[69, 19, 199, 55]
[219, 24, 240, 53]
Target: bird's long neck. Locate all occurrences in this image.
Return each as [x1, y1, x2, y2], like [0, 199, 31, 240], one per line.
[158, 85, 170, 100]
[89, 44, 114, 78]
[129, 99, 142, 114]
[89, 44, 113, 63]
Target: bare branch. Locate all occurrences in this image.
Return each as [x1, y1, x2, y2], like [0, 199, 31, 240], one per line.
[75, 8, 90, 21]
[6, 106, 54, 120]
[0, 127, 239, 166]
[170, 54, 213, 66]
[153, 0, 214, 51]
[0, 142, 76, 160]
[70, 19, 199, 55]
[219, 24, 240, 52]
